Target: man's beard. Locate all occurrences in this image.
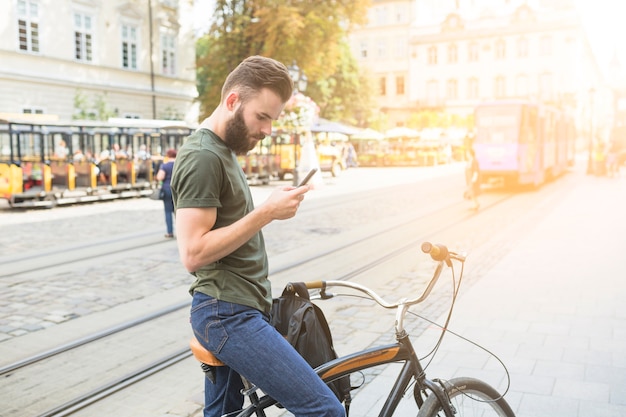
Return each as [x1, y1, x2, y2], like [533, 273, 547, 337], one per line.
[224, 106, 263, 155]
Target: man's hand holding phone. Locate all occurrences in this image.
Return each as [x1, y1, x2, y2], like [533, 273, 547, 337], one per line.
[298, 168, 317, 187]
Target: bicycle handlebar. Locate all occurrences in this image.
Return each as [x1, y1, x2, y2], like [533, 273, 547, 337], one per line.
[301, 242, 465, 310]
[421, 241, 449, 261]
[421, 241, 467, 263]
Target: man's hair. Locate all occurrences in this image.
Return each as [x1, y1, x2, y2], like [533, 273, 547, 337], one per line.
[221, 56, 293, 104]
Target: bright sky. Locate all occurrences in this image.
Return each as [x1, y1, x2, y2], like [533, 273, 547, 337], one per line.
[192, 0, 626, 77]
[193, 1, 214, 36]
[575, 0, 626, 76]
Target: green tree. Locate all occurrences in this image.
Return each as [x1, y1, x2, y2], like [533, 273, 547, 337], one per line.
[196, 0, 256, 119]
[195, 0, 371, 122]
[73, 89, 90, 120]
[73, 89, 116, 121]
[306, 41, 374, 127]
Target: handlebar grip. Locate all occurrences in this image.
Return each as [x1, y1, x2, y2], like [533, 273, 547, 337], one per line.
[304, 281, 325, 290]
[421, 242, 449, 262]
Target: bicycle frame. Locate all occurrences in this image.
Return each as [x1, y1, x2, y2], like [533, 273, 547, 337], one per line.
[315, 333, 454, 417]
[233, 330, 455, 417]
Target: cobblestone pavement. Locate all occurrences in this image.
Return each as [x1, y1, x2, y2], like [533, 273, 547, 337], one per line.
[5, 161, 624, 417]
[0, 165, 463, 342]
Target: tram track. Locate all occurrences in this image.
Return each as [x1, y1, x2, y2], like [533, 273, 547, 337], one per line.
[0, 301, 189, 375]
[0, 231, 175, 279]
[1, 196, 518, 416]
[270, 187, 516, 280]
[35, 348, 191, 417]
[0, 175, 510, 373]
[0, 175, 452, 279]
[0, 169, 580, 416]
[1, 308, 192, 417]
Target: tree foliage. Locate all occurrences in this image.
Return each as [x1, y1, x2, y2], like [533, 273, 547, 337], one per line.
[305, 41, 373, 127]
[72, 90, 116, 121]
[195, 0, 372, 123]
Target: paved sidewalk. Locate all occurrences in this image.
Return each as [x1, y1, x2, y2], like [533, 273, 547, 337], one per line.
[416, 171, 626, 416]
[188, 166, 626, 417]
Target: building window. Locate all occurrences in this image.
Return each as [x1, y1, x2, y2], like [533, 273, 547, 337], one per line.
[495, 39, 506, 60]
[446, 79, 457, 99]
[516, 37, 528, 58]
[374, 6, 388, 26]
[394, 4, 407, 23]
[379, 77, 386, 96]
[467, 77, 479, 99]
[426, 80, 439, 105]
[17, 0, 40, 53]
[468, 42, 479, 62]
[161, 32, 176, 75]
[122, 24, 138, 70]
[22, 106, 44, 114]
[539, 73, 553, 99]
[74, 12, 93, 62]
[394, 38, 407, 58]
[516, 74, 529, 96]
[428, 46, 438, 65]
[448, 44, 458, 64]
[396, 76, 405, 95]
[494, 76, 506, 98]
[359, 41, 368, 58]
[540, 35, 552, 56]
[377, 40, 386, 58]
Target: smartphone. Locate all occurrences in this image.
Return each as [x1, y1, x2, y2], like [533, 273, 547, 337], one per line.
[298, 168, 317, 187]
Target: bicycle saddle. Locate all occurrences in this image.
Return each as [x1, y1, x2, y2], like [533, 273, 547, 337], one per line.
[189, 336, 225, 366]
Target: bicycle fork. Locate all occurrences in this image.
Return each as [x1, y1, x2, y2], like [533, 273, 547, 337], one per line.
[400, 333, 457, 417]
[421, 379, 456, 417]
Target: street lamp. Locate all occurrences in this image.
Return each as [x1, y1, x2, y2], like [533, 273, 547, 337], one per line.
[288, 61, 308, 185]
[288, 61, 308, 93]
[587, 87, 596, 175]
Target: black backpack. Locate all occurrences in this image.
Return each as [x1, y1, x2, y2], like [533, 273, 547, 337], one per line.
[270, 282, 352, 406]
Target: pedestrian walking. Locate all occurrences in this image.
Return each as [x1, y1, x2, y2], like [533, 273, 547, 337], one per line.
[464, 147, 480, 210]
[606, 140, 619, 177]
[156, 148, 176, 238]
[170, 56, 345, 417]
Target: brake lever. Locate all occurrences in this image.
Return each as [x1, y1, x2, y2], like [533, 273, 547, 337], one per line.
[449, 251, 467, 263]
[319, 288, 334, 300]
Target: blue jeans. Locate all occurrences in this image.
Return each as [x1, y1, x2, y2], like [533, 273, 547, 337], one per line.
[162, 188, 174, 235]
[190, 292, 345, 417]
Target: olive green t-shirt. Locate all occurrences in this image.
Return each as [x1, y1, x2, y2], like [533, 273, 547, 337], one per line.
[170, 128, 272, 314]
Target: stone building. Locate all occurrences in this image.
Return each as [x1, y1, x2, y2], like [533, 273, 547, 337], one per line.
[0, 0, 198, 124]
[349, 0, 606, 132]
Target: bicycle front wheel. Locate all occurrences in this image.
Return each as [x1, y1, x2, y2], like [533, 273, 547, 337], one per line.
[417, 377, 515, 417]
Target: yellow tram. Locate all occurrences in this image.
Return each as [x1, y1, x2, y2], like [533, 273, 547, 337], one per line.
[0, 116, 192, 208]
[238, 129, 347, 183]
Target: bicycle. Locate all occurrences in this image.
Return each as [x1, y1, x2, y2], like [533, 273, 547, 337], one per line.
[190, 242, 515, 417]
